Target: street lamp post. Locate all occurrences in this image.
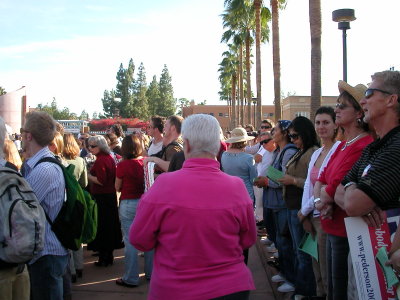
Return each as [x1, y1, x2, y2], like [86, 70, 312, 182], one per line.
[332, 9, 356, 82]
[252, 97, 257, 127]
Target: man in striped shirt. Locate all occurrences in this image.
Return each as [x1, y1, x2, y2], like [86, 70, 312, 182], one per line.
[337, 70, 400, 268]
[21, 111, 68, 300]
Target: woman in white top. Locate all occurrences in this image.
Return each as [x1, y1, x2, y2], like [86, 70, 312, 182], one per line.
[298, 106, 340, 298]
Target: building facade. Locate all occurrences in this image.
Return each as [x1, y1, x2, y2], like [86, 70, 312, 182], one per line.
[183, 96, 337, 131]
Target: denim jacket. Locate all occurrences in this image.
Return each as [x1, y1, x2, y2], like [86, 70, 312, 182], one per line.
[263, 143, 297, 210]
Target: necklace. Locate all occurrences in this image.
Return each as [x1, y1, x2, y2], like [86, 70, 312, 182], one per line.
[341, 133, 364, 151]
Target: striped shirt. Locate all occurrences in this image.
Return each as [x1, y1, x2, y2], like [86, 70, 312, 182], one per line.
[343, 126, 400, 210]
[24, 147, 68, 262]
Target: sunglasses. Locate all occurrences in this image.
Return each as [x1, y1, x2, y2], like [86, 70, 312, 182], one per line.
[260, 125, 272, 129]
[260, 138, 272, 145]
[288, 133, 300, 140]
[335, 102, 349, 110]
[88, 145, 98, 149]
[365, 88, 392, 99]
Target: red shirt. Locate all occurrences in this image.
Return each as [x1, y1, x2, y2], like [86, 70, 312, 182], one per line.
[319, 135, 373, 237]
[90, 152, 116, 194]
[116, 158, 145, 200]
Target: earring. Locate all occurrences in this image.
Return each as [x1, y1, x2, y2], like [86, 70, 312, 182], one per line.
[357, 118, 362, 124]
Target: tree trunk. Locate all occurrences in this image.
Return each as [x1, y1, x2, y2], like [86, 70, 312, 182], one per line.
[237, 64, 242, 126]
[239, 44, 245, 126]
[271, 0, 281, 121]
[309, 0, 322, 121]
[231, 74, 237, 128]
[254, 0, 262, 128]
[245, 32, 252, 126]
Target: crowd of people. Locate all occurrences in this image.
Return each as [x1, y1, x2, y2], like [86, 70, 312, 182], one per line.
[1, 69, 400, 300]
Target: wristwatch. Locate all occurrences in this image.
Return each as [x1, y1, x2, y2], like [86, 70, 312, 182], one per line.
[313, 197, 321, 208]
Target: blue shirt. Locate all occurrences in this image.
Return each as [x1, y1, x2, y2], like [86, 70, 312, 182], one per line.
[24, 147, 68, 262]
[221, 152, 257, 200]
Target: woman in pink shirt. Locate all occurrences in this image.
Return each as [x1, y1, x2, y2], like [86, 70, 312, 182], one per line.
[130, 114, 257, 300]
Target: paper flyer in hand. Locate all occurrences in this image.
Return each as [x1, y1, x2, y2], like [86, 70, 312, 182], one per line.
[266, 166, 284, 183]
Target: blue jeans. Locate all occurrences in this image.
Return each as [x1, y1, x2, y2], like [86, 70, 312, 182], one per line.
[29, 254, 69, 300]
[287, 209, 316, 296]
[273, 208, 295, 284]
[326, 234, 349, 300]
[119, 199, 153, 285]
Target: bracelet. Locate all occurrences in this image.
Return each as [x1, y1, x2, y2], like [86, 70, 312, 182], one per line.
[344, 181, 356, 191]
[314, 197, 321, 203]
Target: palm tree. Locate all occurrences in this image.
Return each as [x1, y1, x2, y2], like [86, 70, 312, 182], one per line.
[221, 28, 245, 125]
[254, 0, 271, 127]
[309, 0, 321, 120]
[223, 0, 270, 126]
[270, 0, 287, 121]
[219, 47, 239, 128]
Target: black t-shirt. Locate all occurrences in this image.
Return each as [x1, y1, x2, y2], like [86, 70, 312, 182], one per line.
[343, 126, 400, 210]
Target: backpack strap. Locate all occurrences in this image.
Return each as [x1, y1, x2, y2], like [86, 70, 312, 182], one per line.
[34, 156, 65, 225]
[276, 145, 297, 171]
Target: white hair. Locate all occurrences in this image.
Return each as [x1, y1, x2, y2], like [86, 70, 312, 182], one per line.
[0, 118, 6, 158]
[88, 135, 111, 154]
[181, 114, 221, 157]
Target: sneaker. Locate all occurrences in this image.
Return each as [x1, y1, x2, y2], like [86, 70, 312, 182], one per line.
[273, 252, 279, 259]
[271, 274, 285, 283]
[277, 282, 295, 293]
[266, 243, 277, 252]
[260, 237, 273, 245]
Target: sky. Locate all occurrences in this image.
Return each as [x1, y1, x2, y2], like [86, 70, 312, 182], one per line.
[1, 0, 399, 117]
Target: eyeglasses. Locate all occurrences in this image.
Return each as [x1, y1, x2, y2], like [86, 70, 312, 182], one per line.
[260, 125, 272, 129]
[88, 145, 98, 149]
[335, 102, 349, 110]
[365, 88, 392, 99]
[288, 133, 299, 140]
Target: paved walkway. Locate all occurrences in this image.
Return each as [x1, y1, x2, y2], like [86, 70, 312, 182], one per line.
[71, 240, 290, 300]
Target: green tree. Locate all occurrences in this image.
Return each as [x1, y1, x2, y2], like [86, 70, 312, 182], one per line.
[157, 65, 176, 117]
[101, 89, 117, 118]
[176, 98, 190, 116]
[219, 47, 238, 128]
[146, 75, 160, 117]
[0, 86, 6, 95]
[79, 109, 89, 120]
[37, 98, 77, 120]
[132, 62, 149, 119]
[309, 0, 321, 120]
[92, 112, 99, 120]
[115, 59, 135, 117]
[223, 0, 270, 126]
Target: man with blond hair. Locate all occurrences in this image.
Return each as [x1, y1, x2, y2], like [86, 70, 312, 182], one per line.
[21, 111, 68, 300]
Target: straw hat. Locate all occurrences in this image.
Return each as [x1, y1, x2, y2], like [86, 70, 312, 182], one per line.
[338, 80, 367, 103]
[225, 127, 255, 144]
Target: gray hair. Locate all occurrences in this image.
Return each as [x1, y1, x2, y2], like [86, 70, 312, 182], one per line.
[0, 117, 6, 158]
[88, 135, 111, 154]
[371, 70, 400, 116]
[181, 114, 221, 157]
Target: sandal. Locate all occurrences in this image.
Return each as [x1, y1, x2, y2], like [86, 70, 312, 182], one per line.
[115, 278, 138, 288]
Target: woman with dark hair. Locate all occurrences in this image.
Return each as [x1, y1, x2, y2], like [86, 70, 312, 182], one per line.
[298, 107, 340, 298]
[315, 81, 373, 300]
[254, 120, 298, 294]
[275, 116, 319, 298]
[87, 135, 122, 267]
[115, 135, 153, 287]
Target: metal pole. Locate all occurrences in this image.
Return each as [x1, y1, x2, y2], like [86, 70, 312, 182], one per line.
[253, 102, 256, 126]
[342, 28, 347, 82]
